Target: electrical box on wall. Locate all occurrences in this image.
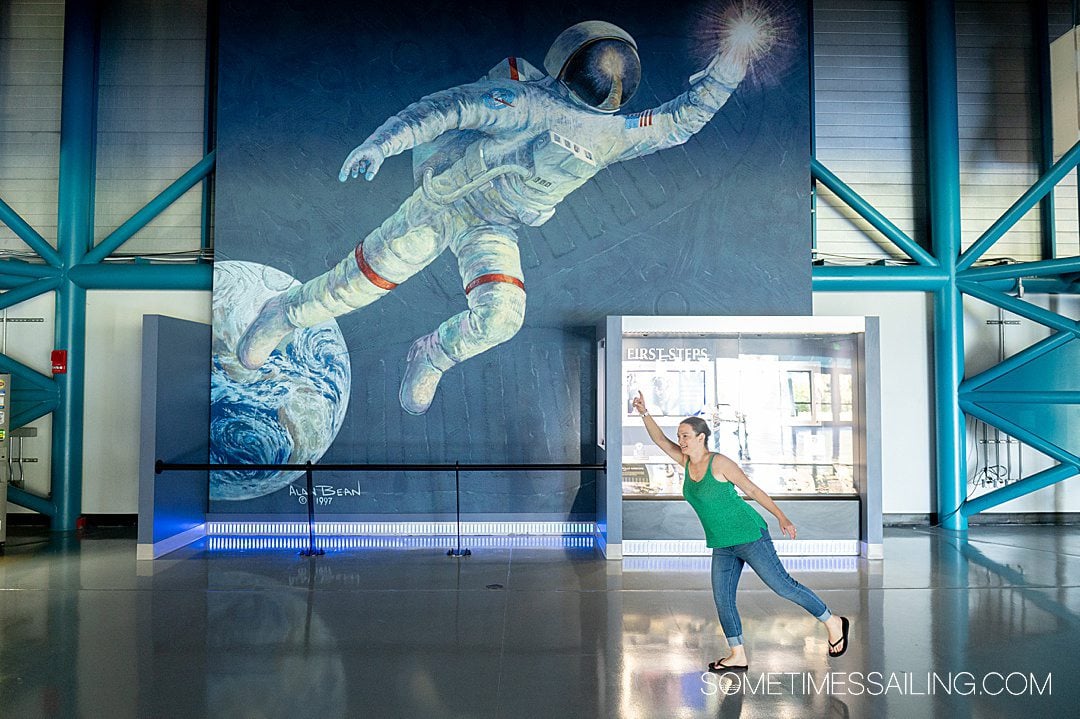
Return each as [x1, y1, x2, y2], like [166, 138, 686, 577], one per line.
[51, 350, 67, 374]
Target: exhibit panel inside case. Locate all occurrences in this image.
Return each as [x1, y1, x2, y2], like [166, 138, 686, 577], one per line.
[622, 334, 858, 498]
[598, 317, 881, 559]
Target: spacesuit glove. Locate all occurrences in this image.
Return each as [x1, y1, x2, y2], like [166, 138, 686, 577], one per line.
[691, 51, 748, 93]
[339, 142, 386, 182]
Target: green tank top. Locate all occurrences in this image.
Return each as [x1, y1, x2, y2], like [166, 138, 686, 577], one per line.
[683, 454, 768, 548]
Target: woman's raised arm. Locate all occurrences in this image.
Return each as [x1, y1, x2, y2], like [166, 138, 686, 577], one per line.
[631, 391, 683, 464]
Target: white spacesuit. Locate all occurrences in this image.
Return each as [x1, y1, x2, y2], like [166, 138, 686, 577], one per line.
[239, 20, 759, 415]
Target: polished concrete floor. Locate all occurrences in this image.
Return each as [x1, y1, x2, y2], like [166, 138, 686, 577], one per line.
[1, 526, 1078, 718]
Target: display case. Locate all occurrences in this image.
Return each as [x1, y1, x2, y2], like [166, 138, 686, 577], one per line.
[596, 316, 882, 559]
[621, 333, 860, 499]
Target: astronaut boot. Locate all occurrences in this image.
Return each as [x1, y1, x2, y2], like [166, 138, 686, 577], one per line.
[238, 249, 396, 369]
[237, 293, 296, 369]
[400, 332, 457, 415]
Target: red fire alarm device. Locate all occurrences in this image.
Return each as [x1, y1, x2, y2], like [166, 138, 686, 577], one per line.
[51, 350, 68, 374]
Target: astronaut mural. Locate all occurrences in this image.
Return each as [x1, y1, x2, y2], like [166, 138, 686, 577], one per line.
[239, 18, 767, 415]
[211, 0, 811, 510]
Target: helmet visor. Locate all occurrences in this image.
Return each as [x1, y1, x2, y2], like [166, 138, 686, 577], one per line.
[560, 39, 641, 112]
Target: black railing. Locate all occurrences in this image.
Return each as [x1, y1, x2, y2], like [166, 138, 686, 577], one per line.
[155, 460, 605, 557]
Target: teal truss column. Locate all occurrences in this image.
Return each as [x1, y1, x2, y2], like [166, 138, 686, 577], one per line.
[1, 0, 215, 526]
[52, 0, 100, 531]
[925, 0, 966, 531]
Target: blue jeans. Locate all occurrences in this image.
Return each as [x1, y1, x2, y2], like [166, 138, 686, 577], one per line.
[710, 528, 831, 647]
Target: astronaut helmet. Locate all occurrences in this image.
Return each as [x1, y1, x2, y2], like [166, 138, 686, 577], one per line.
[544, 21, 641, 113]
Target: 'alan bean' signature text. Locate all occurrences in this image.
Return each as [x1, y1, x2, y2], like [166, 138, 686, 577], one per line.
[289, 482, 362, 505]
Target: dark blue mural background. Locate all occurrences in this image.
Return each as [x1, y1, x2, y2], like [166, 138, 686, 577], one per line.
[212, 0, 811, 516]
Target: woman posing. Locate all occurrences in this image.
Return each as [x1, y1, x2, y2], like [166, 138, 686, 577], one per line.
[631, 391, 850, 671]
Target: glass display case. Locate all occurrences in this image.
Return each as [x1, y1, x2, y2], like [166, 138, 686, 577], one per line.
[621, 333, 861, 498]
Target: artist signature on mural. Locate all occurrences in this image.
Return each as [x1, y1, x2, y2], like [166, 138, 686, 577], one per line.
[290, 481, 362, 505]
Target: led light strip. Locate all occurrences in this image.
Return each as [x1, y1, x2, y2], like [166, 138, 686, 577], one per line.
[206, 535, 597, 551]
[205, 520, 596, 537]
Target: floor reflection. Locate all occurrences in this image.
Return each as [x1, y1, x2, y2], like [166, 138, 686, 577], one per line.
[0, 526, 1078, 717]
[204, 569, 347, 718]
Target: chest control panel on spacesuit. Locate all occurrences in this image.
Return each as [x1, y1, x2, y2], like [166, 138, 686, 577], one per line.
[529, 131, 598, 190]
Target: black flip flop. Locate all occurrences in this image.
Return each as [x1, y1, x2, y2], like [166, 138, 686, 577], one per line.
[828, 616, 850, 658]
[708, 659, 749, 673]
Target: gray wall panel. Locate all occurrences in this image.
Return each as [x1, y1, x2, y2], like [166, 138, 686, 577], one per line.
[0, 0, 63, 252]
[93, 0, 207, 255]
[814, 0, 1079, 262]
[814, 0, 925, 262]
[139, 315, 209, 546]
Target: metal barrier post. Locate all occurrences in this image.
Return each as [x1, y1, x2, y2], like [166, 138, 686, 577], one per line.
[299, 461, 323, 557]
[447, 461, 470, 557]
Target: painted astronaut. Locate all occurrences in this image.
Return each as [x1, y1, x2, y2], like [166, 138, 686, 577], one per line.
[239, 21, 762, 415]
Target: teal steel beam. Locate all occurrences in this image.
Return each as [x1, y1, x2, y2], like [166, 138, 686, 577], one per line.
[961, 464, 1078, 517]
[0, 278, 32, 290]
[960, 256, 1080, 282]
[926, 0, 966, 530]
[52, 0, 99, 530]
[0, 196, 63, 267]
[975, 278, 1080, 294]
[961, 399, 1080, 468]
[6, 485, 56, 517]
[11, 388, 58, 402]
[960, 280, 1079, 335]
[83, 151, 216, 265]
[957, 139, 1080, 272]
[811, 159, 938, 267]
[69, 263, 213, 290]
[11, 398, 60, 429]
[959, 331, 1073, 392]
[0, 354, 56, 392]
[811, 265, 949, 291]
[201, 2, 218, 253]
[934, 286, 966, 529]
[0, 260, 61, 280]
[959, 390, 1080, 403]
[0, 276, 62, 311]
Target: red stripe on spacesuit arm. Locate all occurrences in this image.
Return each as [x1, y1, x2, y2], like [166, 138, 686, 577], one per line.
[464, 273, 525, 295]
[355, 245, 398, 290]
[508, 56, 519, 80]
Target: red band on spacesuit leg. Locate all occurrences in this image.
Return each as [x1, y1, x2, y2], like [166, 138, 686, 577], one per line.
[465, 273, 525, 295]
[354, 245, 398, 291]
[508, 56, 519, 81]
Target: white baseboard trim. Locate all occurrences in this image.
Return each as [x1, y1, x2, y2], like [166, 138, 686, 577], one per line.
[622, 538, 860, 556]
[595, 531, 622, 560]
[137, 523, 206, 560]
[622, 555, 859, 572]
[861, 541, 884, 559]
